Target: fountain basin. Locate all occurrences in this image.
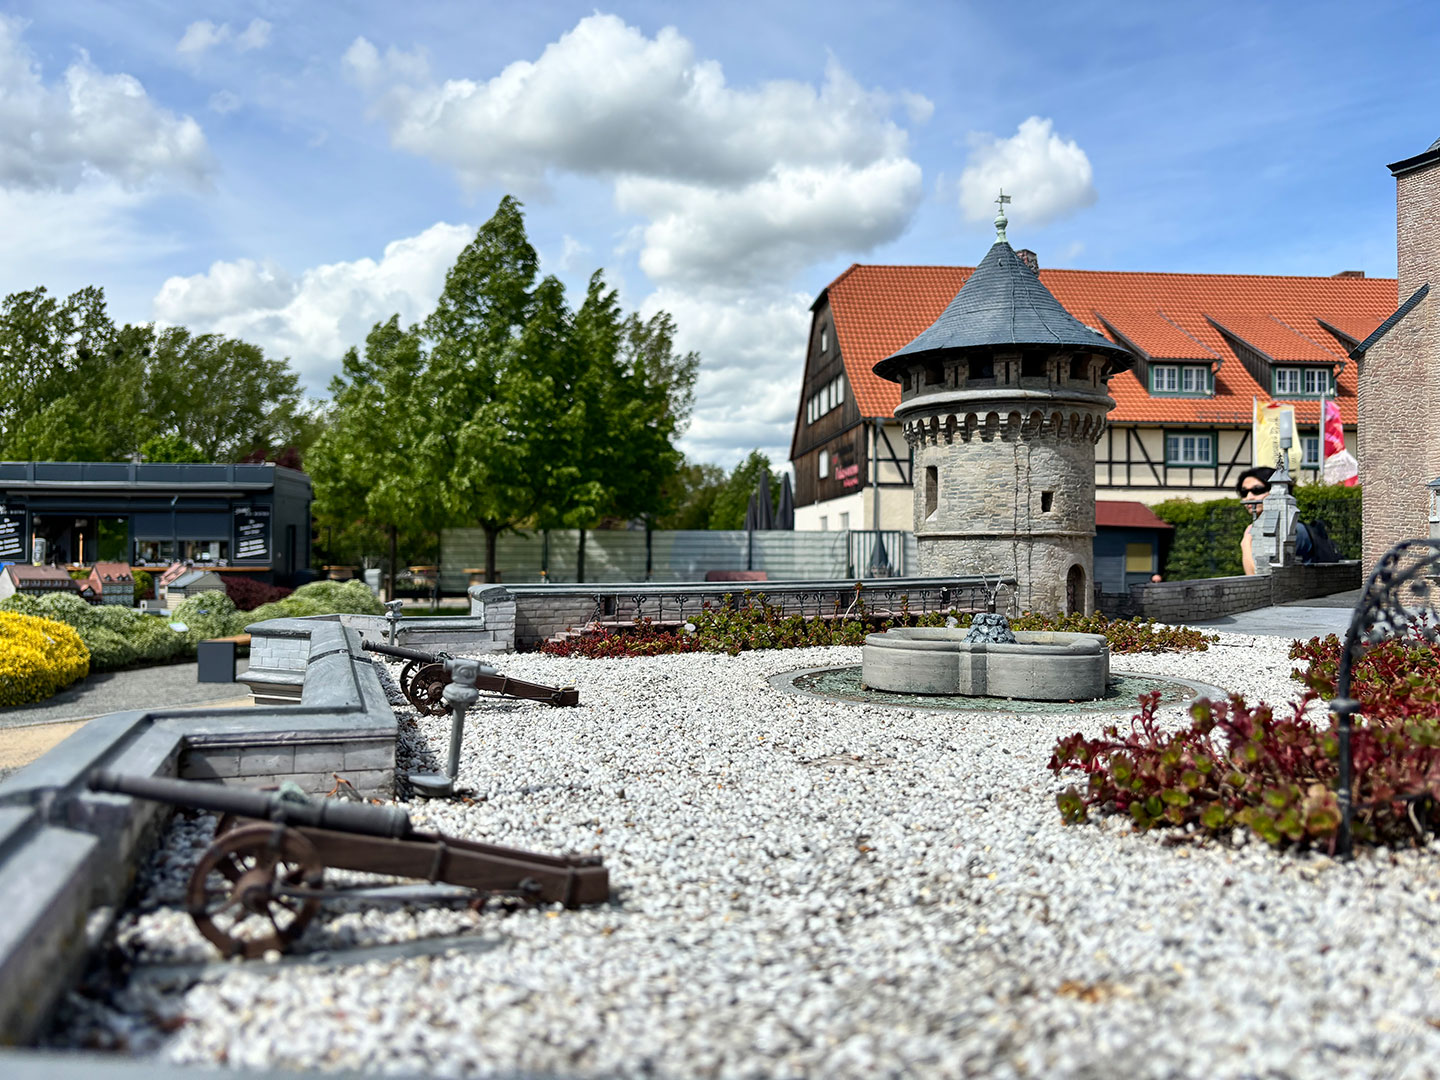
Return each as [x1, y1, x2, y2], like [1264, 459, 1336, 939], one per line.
[862, 627, 1109, 701]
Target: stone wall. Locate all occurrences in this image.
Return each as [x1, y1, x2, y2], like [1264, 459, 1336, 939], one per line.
[0, 618, 397, 1045]
[1104, 561, 1361, 623]
[908, 410, 1104, 615]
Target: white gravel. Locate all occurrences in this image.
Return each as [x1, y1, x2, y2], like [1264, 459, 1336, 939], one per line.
[50, 633, 1440, 1078]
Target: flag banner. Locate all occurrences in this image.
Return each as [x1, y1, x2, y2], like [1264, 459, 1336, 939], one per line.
[1253, 399, 1302, 473]
[1322, 397, 1346, 457]
[1323, 449, 1358, 486]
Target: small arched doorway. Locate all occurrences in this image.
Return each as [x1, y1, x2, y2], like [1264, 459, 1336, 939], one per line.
[1065, 564, 1086, 615]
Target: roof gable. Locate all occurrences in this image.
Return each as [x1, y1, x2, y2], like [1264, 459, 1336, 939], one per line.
[821, 264, 1398, 430]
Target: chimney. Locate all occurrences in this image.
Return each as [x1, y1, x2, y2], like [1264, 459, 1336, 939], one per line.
[1015, 248, 1040, 275]
[1332, 270, 1365, 278]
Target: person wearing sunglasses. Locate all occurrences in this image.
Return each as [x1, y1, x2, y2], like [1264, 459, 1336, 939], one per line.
[1237, 466, 1313, 573]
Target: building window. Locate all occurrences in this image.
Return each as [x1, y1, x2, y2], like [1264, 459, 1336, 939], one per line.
[807, 373, 846, 424]
[968, 356, 994, 382]
[819, 327, 828, 352]
[1301, 434, 1321, 468]
[1165, 431, 1214, 466]
[924, 466, 938, 519]
[818, 449, 829, 478]
[839, 511, 850, 530]
[1274, 367, 1333, 397]
[819, 515, 828, 531]
[1151, 364, 1210, 394]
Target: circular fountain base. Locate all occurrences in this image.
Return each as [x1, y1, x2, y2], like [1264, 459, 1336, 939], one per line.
[862, 628, 1109, 701]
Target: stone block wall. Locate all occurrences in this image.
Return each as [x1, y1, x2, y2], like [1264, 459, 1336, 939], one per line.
[1105, 561, 1361, 623]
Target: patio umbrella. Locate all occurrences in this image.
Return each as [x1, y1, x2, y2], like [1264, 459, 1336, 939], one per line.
[744, 492, 758, 531]
[776, 472, 795, 530]
[755, 468, 775, 530]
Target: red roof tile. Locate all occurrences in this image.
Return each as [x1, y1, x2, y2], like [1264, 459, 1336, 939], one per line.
[1096, 500, 1174, 530]
[822, 264, 1398, 428]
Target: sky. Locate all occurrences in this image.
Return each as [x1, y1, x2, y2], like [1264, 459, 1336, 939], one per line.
[0, 0, 1435, 471]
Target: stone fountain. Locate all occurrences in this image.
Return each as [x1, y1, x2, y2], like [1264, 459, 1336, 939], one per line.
[861, 612, 1109, 701]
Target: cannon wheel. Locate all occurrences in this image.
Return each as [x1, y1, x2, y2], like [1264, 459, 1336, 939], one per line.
[187, 824, 324, 958]
[407, 662, 450, 716]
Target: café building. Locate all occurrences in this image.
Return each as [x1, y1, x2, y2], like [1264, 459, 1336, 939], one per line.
[0, 461, 313, 585]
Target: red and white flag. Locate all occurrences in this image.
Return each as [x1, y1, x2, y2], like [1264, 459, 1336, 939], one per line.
[1321, 397, 1358, 486]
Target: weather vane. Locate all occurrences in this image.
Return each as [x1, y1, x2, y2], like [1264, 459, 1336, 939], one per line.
[994, 189, 1011, 243]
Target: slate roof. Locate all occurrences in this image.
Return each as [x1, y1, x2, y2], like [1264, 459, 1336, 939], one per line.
[819, 262, 1398, 428]
[873, 241, 1130, 380]
[1350, 284, 1429, 358]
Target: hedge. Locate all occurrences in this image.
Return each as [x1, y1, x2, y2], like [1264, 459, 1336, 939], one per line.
[0, 578, 385, 675]
[1153, 484, 1362, 581]
[0, 612, 90, 706]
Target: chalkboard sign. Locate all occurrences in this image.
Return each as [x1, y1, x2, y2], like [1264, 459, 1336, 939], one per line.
[234, 505, 271, 561]
[0, 514, 23, 561]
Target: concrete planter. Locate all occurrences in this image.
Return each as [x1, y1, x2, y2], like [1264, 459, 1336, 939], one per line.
[862, 628, 1109, 700]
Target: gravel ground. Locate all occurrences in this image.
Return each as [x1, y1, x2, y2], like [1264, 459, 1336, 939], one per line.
[49, 633, 1440, 1079]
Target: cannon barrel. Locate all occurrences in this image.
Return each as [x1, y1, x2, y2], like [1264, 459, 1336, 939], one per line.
[361, 640, 439, 665]
[88, 770, 412, 839]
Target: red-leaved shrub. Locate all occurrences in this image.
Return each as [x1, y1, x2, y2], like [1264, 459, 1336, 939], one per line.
[220, 575, 293, 611]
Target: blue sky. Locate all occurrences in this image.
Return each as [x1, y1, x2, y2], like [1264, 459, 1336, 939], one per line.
[0, 1, 1434, 468]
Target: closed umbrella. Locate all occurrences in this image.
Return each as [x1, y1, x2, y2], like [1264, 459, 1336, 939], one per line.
[755, 468, 775, 530]
[777, 472, 795, 530]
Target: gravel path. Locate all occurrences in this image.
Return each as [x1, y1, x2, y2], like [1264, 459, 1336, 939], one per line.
[50, 634, 1440, 1078]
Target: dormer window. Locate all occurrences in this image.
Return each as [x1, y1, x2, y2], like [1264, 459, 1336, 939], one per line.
[1151, 364, 1211, 394]
[1274, 367, 1334, 397]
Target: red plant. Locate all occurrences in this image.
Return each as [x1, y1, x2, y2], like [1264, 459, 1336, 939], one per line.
[220, 575, 293, 611]
[1052, 625, 1440, 849]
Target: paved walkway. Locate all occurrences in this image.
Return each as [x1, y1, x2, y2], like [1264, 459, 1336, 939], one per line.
[1188, 589, 1358, 638]
[0, 660, 252, 780]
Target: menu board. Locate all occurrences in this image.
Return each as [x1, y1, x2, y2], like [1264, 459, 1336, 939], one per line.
[234, 505, 271, 561]
[0, 513, 23, 561]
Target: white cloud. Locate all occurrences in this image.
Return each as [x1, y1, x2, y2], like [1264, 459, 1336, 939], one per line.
[640, 286, 810, 466]
[620, 158, 921, 286]
[235, 19, 272, 52]
[177, 18, 271, 56]
[152, 223, 474, 387]
[177, 20, 228, 56]
[957, 116, 1097, 227]
[345, 14, 925, 288]
[208, 90, 242, 115]
[556, 234, 590, 272]
[0, 15, 210, 191]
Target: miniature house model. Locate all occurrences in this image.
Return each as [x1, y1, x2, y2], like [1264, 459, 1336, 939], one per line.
[872, 199, 1133, 614]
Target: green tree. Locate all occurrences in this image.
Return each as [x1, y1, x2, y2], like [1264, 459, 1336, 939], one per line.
[139, 433, 206, 463]
[655, 459, 727, 530]
[709, 450, 778, 530]
[308, 316, 439, 594]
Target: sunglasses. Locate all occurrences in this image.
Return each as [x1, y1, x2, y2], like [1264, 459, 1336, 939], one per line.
[1241, 485, 1269, 497]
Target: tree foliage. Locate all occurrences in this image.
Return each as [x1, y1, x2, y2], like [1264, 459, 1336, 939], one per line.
[0, 285, 310, 463]
[308, 196, 699, 579]
[708, 450, 779, 530]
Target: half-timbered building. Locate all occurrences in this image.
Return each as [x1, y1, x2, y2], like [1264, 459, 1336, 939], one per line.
[790, 258, 1397, 526]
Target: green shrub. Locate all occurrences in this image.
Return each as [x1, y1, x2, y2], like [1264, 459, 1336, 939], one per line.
[32, 592, 103, 631]
[83, 626, 140, 670]
[132, 569, 153, 603]
[129, 616, 188, 663]
[1294, 483, 1362, 560]
[170, 591, 247, 642]
[244, 579, 384, 626]
[1151, 497, 1249, 579]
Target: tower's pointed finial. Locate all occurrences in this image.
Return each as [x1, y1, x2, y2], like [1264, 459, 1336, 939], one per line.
[994, 189, 1011, 243]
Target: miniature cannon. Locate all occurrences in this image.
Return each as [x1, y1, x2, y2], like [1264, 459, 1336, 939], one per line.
[362, 640, 579, 714]
[89, 770, 609, 959]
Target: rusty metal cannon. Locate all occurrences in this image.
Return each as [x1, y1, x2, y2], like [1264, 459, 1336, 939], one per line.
[361, 640, 579, 714]
[89, 770, 609, 959]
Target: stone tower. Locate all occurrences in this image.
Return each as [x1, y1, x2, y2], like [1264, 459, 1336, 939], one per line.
[871, 206, 1133, 615]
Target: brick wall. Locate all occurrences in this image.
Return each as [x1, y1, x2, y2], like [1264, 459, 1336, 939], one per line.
[1360, 152, 1440, 567]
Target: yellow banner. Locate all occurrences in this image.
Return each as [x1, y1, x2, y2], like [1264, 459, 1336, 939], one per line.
[1253, 399, 1302, 473]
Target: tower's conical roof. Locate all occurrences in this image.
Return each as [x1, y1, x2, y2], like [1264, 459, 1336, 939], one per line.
[873, 241, 1132, 381]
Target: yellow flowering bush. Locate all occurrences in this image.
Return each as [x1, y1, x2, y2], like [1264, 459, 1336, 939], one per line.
[0, 611, 90, 706]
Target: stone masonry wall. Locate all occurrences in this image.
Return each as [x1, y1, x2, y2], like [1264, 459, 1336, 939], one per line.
[910, 415, 1101, 615]
[1360, 156, 1440, 568]
[1108, 561, 1361, 623]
